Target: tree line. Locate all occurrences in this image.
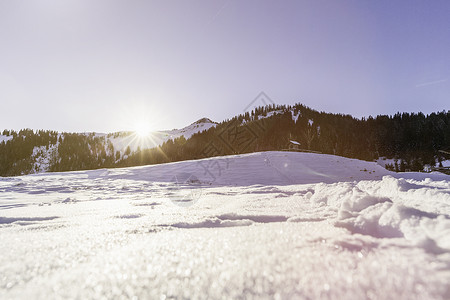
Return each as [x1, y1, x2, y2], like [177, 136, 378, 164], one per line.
[1, 103, 449, 176]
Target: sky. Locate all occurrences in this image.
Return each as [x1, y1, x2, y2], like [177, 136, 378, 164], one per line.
[0, 0, 449, 133]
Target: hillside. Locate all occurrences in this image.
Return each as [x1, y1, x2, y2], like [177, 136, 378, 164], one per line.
[99, 117, 217, 155]
[1, 103, 449, 176]
[123, 104, 450, 174]
[0, 118, 216, 176]
[1, 151, 449, 299]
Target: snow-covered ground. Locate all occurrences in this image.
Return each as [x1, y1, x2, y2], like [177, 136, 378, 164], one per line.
[1, 151, 449, 299]
[376, 157, 450, 171]
[375, 157, 396, 169]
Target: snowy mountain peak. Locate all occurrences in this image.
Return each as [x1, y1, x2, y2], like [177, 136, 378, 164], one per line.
[191, 118, 216, 125]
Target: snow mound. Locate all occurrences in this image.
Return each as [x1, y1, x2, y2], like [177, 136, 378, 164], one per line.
[30, 151, 399, 186]
[313, 176, 450, 253]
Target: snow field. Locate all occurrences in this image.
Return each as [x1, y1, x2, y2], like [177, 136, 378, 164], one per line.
[0, 151, 449, 299]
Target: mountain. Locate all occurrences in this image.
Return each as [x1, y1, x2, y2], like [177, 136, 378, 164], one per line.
[95, 117, 217, 154]
[0, 118, 217, 176]
[136, 103, 449, 173]
[1, 103, 450, 176]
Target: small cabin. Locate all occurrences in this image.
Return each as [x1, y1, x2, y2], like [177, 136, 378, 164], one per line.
[288, 140, 300, 151]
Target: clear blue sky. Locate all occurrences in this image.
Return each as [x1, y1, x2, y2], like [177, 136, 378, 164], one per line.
[1, 0, 449, 133]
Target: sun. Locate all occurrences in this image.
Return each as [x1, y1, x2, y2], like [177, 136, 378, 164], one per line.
[133, 121, 152, 137]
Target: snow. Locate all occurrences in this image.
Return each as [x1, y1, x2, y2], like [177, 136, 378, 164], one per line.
[241, 111, 284, 125]
[441, 160, 450, 168]
[1, 151, 449, 299]
[90, 118, 216, 155]
[0, 135, 13, 143]
[31, 144, 58, 174]
[376, 157, 396, 169]
[255, 110, 283, 121]
[376, 157, 450, 171]
[291, 110, 300, 123]
[16, 119, 217, 173]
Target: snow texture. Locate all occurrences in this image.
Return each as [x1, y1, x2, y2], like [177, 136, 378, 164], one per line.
[1, 151, 449, 299]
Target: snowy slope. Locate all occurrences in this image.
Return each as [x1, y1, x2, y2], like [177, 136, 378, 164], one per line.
[104, 117, 216, 154]
[1, 151, 449, 299]
[30, 144, 58, 173]
[0, 134, 13, 144]
[26, 118, 216, 173]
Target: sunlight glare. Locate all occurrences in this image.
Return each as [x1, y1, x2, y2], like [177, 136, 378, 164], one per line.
[134, 121, 152, 137]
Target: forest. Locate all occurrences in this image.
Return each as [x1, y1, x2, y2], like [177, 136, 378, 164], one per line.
[1, 103, 449, 176]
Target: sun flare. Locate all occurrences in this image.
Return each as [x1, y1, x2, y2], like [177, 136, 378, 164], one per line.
[134, 121, 152, 138]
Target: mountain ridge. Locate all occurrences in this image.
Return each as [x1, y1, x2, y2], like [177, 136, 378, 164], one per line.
[1, 103, 449, 176]
[0, 117, 217, 176]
